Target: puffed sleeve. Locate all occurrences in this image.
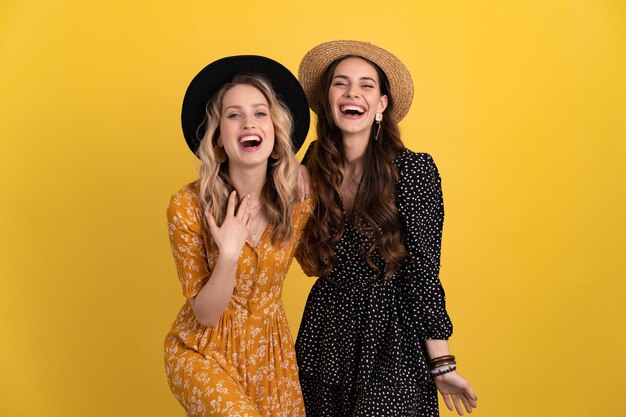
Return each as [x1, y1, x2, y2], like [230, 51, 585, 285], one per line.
[397, 150, 453, 339]
[166, 185, 212, 299]
[294, 194, 315, 237]
[294, 193, 320, 277]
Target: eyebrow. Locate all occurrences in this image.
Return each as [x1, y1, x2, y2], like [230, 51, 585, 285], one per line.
[332, 75, 378, 84]
[223, 103, 269, 111]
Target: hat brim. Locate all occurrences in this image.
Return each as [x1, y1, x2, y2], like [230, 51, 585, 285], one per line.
[298, 40, 413, 123]
[181, 55, 310, 156]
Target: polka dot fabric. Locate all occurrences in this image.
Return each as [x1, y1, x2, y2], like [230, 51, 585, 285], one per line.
[296, 150, 453, 417]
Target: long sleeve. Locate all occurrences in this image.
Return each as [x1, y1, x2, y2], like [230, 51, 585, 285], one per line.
[396, 150, 453, 339]
[166, 185, 213, 299]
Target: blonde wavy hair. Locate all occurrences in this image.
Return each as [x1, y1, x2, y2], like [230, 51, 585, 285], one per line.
[196, 74, 299, 244]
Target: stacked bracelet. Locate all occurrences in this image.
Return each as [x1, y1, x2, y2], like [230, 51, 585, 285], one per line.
[428, 355, 455, 368]
[430, 363, 457, 377]
[428, 355, 457, 377]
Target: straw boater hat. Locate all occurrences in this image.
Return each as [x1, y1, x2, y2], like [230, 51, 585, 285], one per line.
[298, 40, 414, 123]
[181, 55, 310, 156]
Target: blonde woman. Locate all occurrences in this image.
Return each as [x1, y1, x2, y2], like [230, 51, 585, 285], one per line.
[164, 56, 311, 417]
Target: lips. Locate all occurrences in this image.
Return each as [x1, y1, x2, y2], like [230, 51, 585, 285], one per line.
[238, 134, 262, 148]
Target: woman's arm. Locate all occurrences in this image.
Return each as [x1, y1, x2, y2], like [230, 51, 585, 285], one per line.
[397, 153, 478, 414]
[189, 256, 238, 327]
[425, 339, 478, 415]
[191, 191, 251, 326]
[397, 152, 452, 338]
[167, 188, 250, 327]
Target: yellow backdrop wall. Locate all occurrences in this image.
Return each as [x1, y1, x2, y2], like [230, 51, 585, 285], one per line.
[1, 1, 625, 416]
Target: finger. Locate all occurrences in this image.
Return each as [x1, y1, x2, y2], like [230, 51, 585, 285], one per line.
[464, 387, 478, 407]
[205, 211, 218, 237]
[441, 394, 454, 412]
[465, 386, 478, 403]
[237, 194, 251, 220]
[298, 165, 311, 200]
[459, 393, 474, 413]
[226, 190, 237, 217]
[452, 394, 464, 416]
[243, 202, 252, 225]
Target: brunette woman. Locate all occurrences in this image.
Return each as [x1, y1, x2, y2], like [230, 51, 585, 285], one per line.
[295, 41, 478, 417]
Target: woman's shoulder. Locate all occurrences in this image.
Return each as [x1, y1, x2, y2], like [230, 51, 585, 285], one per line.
[395, 148, 438, 176]
[167, 181, 201, 218]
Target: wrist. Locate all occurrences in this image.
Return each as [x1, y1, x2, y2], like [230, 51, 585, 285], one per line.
[424, 339, 450, 359]
[433, 369, 457, 380]
[428, 354, 457, 378]
[216, 252, 240, 267]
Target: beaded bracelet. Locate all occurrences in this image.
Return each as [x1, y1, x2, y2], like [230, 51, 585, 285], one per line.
[431, 364, 457, 377]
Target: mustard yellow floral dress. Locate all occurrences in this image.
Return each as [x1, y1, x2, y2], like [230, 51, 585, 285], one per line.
[164, 184, 311, 417]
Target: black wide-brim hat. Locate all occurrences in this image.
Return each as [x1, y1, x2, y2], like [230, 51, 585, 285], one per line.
[181, 55, 310, 156]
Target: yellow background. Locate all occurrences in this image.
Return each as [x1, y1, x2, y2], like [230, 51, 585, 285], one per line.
[1, 1, 625, 416]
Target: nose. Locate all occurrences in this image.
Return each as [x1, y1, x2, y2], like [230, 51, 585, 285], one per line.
[344, 85, 360, 98]
[241, 114, 256, 129]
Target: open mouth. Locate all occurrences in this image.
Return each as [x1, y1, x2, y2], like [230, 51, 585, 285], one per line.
[239, 135, 262, 148]
[340, 104, 366, 116]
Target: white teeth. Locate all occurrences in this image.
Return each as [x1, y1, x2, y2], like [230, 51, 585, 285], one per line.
[239, 135, 261, 144]
[340, 105, 365, 114]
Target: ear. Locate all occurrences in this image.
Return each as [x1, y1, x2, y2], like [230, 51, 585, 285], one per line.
[270, 145, 280, 159]
[216, 137, 223, 147]
[377, 95, 388, 114]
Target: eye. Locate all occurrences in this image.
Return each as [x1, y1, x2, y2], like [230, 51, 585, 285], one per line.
[255, 111, 268, 117]
[226, 112, 241, 119]
[333, 80, 348, 87]
[362, 84, 374, 89]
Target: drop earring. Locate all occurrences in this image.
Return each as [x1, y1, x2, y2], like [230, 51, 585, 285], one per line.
[214, 145, 227, 163]
[375, 112, 383, 141]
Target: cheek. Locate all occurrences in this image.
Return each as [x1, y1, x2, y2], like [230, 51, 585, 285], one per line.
[218, 121, 237, 151]
[264, 119, 275, 137]
[219, 119, 234, 137]
[328, 90, 340, 106]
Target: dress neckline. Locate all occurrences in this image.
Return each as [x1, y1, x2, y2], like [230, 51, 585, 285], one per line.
[245, 221, 274, 249]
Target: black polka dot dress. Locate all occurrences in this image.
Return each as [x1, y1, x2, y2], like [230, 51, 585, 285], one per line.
[296, 150, 453, 417]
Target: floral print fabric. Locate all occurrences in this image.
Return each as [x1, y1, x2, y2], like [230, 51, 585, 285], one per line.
[164, 184, 311, 417]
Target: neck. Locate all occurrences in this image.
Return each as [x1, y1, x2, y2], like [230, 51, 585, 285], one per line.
[341, 130, 370, 175]
[227, 163, 267, 202]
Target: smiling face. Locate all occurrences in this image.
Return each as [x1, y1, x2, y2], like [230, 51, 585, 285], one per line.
[218, 83, 275, 168]
[327, 56, 388, 138]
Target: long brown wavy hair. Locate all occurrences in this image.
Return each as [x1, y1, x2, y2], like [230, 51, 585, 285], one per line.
[297, 56, 408, 278]
[196, 74, 299, 244]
